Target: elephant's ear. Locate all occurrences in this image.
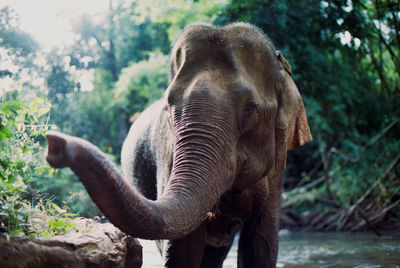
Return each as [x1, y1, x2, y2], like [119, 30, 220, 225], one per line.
[276, 51, 312, 151]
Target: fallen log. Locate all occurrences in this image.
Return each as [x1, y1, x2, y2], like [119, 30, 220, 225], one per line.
[0, 219, 142, 268]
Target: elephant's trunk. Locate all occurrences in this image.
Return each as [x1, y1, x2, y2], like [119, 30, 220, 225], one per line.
[160, 98, 236, 235]
[46, 131, 166, 238]
[45, 99, 235, 240]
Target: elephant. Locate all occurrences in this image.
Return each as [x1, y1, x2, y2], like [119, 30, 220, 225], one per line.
[45, 23, 312, 268]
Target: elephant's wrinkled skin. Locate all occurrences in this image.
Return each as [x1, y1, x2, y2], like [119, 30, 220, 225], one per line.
[46, 23, 312, 268]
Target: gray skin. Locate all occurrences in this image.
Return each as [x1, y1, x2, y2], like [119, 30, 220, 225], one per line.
[46, 23, 312, 268]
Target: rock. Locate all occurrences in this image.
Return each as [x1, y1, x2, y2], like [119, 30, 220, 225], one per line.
[0, 219, 142, 268]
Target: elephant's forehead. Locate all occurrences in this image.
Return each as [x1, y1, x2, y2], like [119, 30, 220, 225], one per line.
[176, 23, 270, 49]
[172, 23, 277, 76]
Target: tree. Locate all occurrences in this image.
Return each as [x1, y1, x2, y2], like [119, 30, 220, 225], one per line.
[54, 0, 171, 153]
[0, 4, 39, 95]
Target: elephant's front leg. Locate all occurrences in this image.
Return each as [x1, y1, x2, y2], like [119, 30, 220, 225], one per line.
[200, 214, 243, 268]
[237, 179, 282, 268]
[163, 222, 207, 268]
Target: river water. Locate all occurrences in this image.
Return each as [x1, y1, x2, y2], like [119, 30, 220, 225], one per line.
[140, 231, 400, 267]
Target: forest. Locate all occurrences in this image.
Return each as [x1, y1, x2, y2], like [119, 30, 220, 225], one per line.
[1, 0, 399, 240]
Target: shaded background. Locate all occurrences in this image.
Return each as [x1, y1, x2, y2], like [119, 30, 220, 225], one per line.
[1, 0, 399, 238]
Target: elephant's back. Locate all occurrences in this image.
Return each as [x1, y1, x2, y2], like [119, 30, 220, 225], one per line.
[121, 99, 168, 200]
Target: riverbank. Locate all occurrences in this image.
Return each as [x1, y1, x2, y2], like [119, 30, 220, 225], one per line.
[280, 209, 400, 236]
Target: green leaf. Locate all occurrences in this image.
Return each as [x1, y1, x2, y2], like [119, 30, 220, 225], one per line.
[36, 166, 49, 173]
[0, 125, 13, 140]
[29, 130, 38, 137]
[10, 229, 23, 236]
[42, 232, 53, 237]
[28, 97, 45, 112]
[64, 212, 79, 217]
[38, 107, 50, 117]
[51, 203, 62, 213]
[1, 101, 25, 117]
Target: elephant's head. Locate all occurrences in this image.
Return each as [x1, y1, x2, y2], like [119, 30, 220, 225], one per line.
[163, 22, 311, 198]
[46, 23, 311, 240]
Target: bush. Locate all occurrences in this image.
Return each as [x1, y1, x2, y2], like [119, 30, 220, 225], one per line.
[115, 50, 169, 117]
[0, 90, 88, 236]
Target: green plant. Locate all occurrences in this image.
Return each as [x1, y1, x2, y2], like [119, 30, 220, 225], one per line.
[115, 50, 169, 115]
[0, 89, 77, 236]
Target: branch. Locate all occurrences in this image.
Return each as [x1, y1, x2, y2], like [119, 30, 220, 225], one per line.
[355, 206, 382, 236]
[372, 21, 400, 77]
[366, 118, 399, 146]
[323, 148, 334, 200]
[371, 0, 400, 77]
[338, 153, 400, 230]
[388, 0, 400, 48]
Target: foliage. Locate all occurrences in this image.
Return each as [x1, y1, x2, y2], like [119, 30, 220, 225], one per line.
[134, 0, 229, 42]
[0, 5, 38, 57]
[115, 51, 169, 118]
[28, 167, 101, 218]
[0, 5, 101, 237]
[0, 89, 76, 236]
[0, 4, 41, 99]
[0, 0, 399, 233]
[68, 1, 171, 79]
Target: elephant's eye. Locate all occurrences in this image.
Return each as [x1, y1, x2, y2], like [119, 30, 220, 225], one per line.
[239, 102, 258, 133]
[244, 103, 256, 115]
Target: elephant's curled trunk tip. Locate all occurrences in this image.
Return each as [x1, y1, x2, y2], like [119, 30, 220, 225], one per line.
[46, 130, 69, 168]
